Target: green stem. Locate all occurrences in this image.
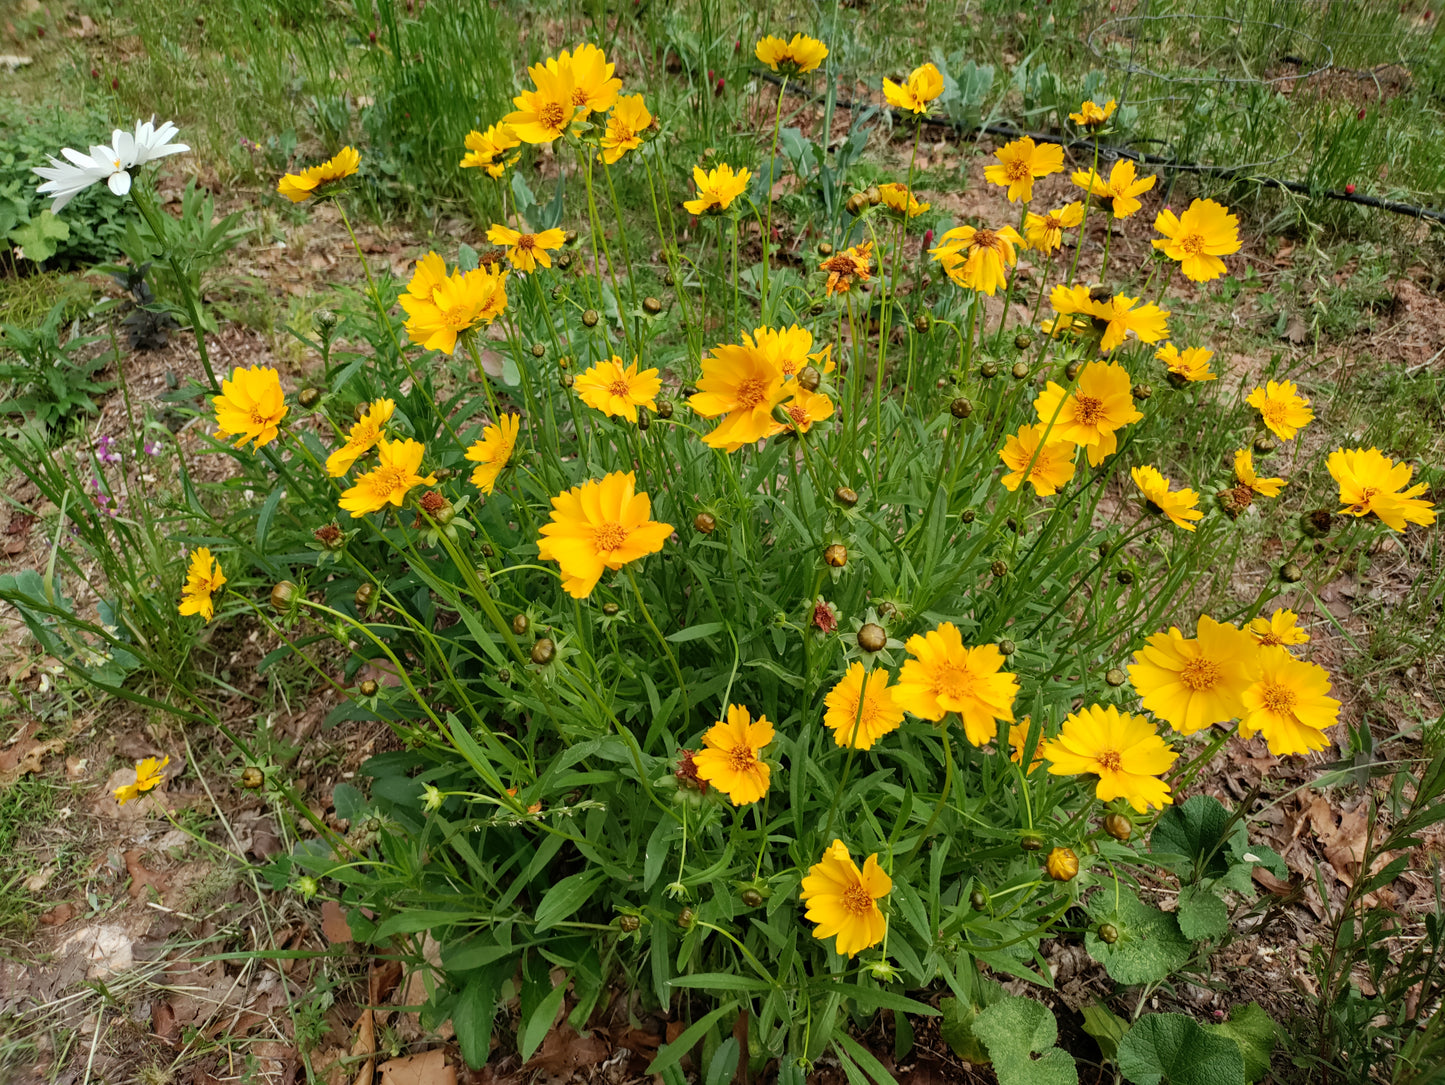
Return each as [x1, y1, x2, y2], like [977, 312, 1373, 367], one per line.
[130, 185, 219, 392]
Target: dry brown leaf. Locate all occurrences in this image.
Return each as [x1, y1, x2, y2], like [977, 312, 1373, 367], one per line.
[379, 1049, 455, 1085]
[525, 1023, 610, 1075]
[123, 849, 170, 900]
[352, 1008, 376, 1085]
[322, 900, 354, 944]
[38, 902, 75, 926]
[1279, 312, 1310, 344]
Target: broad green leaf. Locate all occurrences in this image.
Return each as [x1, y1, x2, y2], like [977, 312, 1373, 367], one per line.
[10, 210, 70, 263]
[939, 996, 988, 1063]
[518, 974, 568, 1062]
[1117, 1013, 1245, 1085]
[1085, 888, 1191, 985]
[453, 966, 505, 1068]
[1206, 1003, 1277, 1083]
[1176, 884, 1229, 941]
[1080, 1002, 1129, 1062]
[1150, 796, 1235, 878]
[705, 1037, 739, 1085]
[534, 869, 605, 931]
[973, 997, 1079, 1085]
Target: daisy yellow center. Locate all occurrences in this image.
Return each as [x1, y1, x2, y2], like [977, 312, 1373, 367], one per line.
[370, 466, 409, 499]
[972, 229, 999, 253]
[1180, 657, 1222, 692]
[933, 662, 975, 702]
[1179, 232, 1206, 256]
[572, 88, 590, 106]
[823, 255, 857, 275]
[608, 379, 633, 398]
[734, 377, 770, 410]
[1352, 486, 1380, 512]
[594, 521, 629, 553]
[1259, 681, 1297, 715]
[442, 304, 477, 331]
[1260, 400, 1287, 425]
[1257, 631, 1283, 647]
[787, 404, 808, 425]
[1072, 394, 1104, 426]
[250, 407, 273, 427]
[517, 235, 537, 251]
[726, 745, 757, 771]
[540, 102, 567, 131]
[1096, 749, 1122, 772]
[1044, 214, 1063, 230]
[1005, 159, 1031, 182]
[841, 882, 874, 916]
[612, 123, 634, 142]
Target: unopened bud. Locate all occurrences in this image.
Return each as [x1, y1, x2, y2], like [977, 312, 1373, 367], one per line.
[950, 397, 974, 419]
[990, 560, 1008, 578]
[1131, 382, 1152, 401]
[998, 638, 1017, 656]
[741, 888, 764, 908]
[961, 509, 976, 524]
[511, 614, 529, 635]
[1045, 846, 1079, 881]
[1253, 434, 1278, 456]
[1098, 923, 1120, 944]
[582, 308, 599, 327]
[797, 365, 821, 391]
[1105, 668, 1127, 687]
[1116, 569, 1134, 585]
[531, 638, 556, 665]
[817, 241, 834, 256]
[557, 354, 572, 369]
[845, 192, 868, 215]
[617, 914, 640, 932]
[865, 184, 881, 206]
[980, 361, 1000, 379]
[602, 602, 620, 617]
[355, 582, 376, 610]
[857, 623, 887, 653]
[694, 512, 716, 534]
[559, 373, 574, 388]
[642, 296, 662, 315]
[497, 668, 511, 683]
[1301, 509, 1334, 538]
[359, 679, 379, 697]
[480, 543, 495, 558]
[969, 888, 988, 910]
[914, 312, 931, 333]
[824, 543, 848, 568]
[1104, 813, 1132, 841]
[1014, 333, 1033, 350]
[1280, 561, 1303, 583]
[298, 387, 322, 410]
[656, 398, 674, 419]
[677, 907, 695, 928]
[530, 342, 545, 358]
[1064, 360, 1082, 381]
[1020, 831, 1044, 852]
[314, 309, 339, 335]
[270, 581, 297, 611]
[638, 406, 652, 431]
[834, 486, 858, 508]
[1011, 362, 1030, 380]
[238, 766, 264, 790]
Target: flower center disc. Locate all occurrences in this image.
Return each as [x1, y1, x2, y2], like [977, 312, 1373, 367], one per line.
[934, 663, 975, 703]
[608, 379, 633, 398]
[841, 883, 874, 916]
[1180, 657, 1222, 692]
[726, 745, 756, 771]
[1006, 160, 1031, 182]
[1096, 749, 1123, 771]
[1260, 681, 1297, 715]
[735, 377, 770, 409]
[541, 102, 566, 130]
[1180, 233, 1206, 256]
[1072, 394, 1104, 426]
[594, 521, 629, 553]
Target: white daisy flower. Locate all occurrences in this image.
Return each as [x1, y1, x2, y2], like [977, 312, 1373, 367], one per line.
[33, 117, 189, 213]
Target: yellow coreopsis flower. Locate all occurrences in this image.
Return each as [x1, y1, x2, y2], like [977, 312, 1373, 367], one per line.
[876, 182, 930, 217]
[399, 253, 509, 355]
[599, 94, 652, 164]
[464, 414, 520, 495]
[1155, 343, 1217, 382]
[1008, 719, 1045, 772]
[114, 755, 170, 806]
[1152, 199, 1241, 282]
[213, 365, 288, 450]
[692, 705, 773, 804]
[1032, 360, 1142, 467]
[1132, 465, 1203, 531]
[1327, 447, 1437, 531]
[550, 43, 622, 118]
[1248, 608, 1309, 648]
[750, 323, 817, 380]
[1024, 201, 1084, 253]
[485, 223, 567, 273]
[1239, 647, 1341, 756]
[883, 62, 944, 114]
[998, 423, 1078, 496]
[755, 33, 829, 75]
[178, 547, 225, 622]
[1128, 615, 1259, 735]
[823, 663, 905, 749]
[688, 333, 792, 451]
[276, 146, 360, 203]
[1071, 159, 1157, 219]
[575, 356, 661, 422]
[326, 398, 395, 477]
[1069, 98, 1117, 129]
[338, 437, 437, 518]
[535, 471, 673, 598]
[1041, 282, 1097, 338]
[1233, 448, 1286, 499]
[1245, 380, 1313, 441]
[894, 622, 1018, 746]
[459, 123, 521, 178]
[684, 163, 751, 215]
[772, 387, 834, 435]
[1093, 293, 1170, 352]
[985, 136, 1066, 203]
[504, 61, 577, 144]
[800, 840, 891, 958]
[930, 225, 1024, 296]
[1041, 705, 1177, 813]
[820, 241, 873, 296]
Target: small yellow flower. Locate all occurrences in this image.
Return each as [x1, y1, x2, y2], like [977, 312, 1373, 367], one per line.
[1040, 282, 1097, 338]
[688, 333, 791, 451]
[459, 123, 521, 178]
[276, 146, 360, 203]
[1246, 380, 1313, 441]
[549, 43, 622, 118]
[773, 386, 835, 436]
[751, 323, 818, 379]
[1155, 343, 1217, 382]
[1072, 159, 1157, 219]
[338, 437, 437, 518]
[1152, 199, 1241, 282]
[535, 471, 673, 598]
[692, 705, 773, 805]
[894, 622, 1018, 746]
[399, 253, 509, 355]
[876, 182, 930, 217]
[1045, 847, 1080, 881]
[575, 356, 662, 422]
[1128, 615, 1259, 735]
[485, 223, 567, 273]
[1032, 360, 1141, 467]
[823, 662, 905, 749]
[1069, 99, 1117, 129]
[1327, 447, 1437, 531]
[1024, 201, 1084, 253]
[326, 399, 395, 477]
[999, 423, 1078, 496]
[114, 755, 170, 806]
[599, 94, 652, 164]
[1248, 608, 1309, 648]
[684, 163, 751, 215]
[1132, 465, 1204, 531]
[1041, 704, 1178, 813]
[504, 61, 577, 144]
[1092, 293, 1170, 352]
[1233, 448, 1286, 498]
[179, 548, 225, 622]
[984, 136, 1066, 203]
[930, 225, 1024, 296]
[819, 241, 873, 297]
[1008, 718, 1045, 772]
[464, 414, 520, 495]
[1239, 647, 1341, 756]
[213, 365, 288, 450]
[754, 33, 829, 75]
[799, 839, 891, 958]
[883, 62, 944, 114]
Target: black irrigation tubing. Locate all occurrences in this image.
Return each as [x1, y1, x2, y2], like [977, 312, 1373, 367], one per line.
[756, 70, 1445, 226]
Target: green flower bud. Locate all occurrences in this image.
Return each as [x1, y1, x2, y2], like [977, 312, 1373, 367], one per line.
[531, 638, 556, 665]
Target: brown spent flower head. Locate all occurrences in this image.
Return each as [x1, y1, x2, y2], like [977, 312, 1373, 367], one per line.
[694, 512, 717, 534]
[413, 489, 454, 527]
[674, 748, 709, 793]
[812, 599, 839, 634]
[314, 523, 344, 550]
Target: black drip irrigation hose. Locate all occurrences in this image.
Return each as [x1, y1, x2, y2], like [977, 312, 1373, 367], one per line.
[757, 70, 1445, 226]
